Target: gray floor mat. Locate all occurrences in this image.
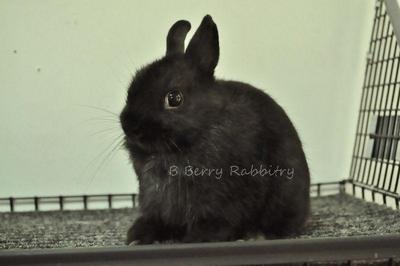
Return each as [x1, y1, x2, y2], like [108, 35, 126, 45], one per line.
[1, 194, 399, 249]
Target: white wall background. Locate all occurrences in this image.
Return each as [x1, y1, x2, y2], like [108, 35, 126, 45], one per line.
[0, 0, 374, 197]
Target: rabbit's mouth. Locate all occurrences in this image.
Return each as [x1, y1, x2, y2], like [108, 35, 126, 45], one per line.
[124, 132, 168, 155]
[124, 134, 152, 155]
[124, 131, 149, 147]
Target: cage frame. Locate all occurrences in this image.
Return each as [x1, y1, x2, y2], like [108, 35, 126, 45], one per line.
[348, 0, 400, 211]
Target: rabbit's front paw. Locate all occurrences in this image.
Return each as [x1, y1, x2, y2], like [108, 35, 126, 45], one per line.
[126, 216, 161, 245]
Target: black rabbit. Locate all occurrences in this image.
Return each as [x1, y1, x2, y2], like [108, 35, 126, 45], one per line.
[120, 15, 310, 244]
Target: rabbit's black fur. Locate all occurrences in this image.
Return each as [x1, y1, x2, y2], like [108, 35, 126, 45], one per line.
[120, 15, 310, 244]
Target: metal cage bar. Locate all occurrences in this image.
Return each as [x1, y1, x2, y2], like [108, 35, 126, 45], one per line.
[0, 182, 344, 213]
[0, 235, 399, 266]
[0, 193, 137, 213]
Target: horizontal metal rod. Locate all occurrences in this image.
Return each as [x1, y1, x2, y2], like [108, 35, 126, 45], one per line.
[0, 182, 344, 201]
[0, 193, 136, 201]
[350, 180, 400, 199]
[0, 235, 399, 265]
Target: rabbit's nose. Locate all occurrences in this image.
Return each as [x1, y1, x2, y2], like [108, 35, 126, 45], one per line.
[120, 110, 140, 137]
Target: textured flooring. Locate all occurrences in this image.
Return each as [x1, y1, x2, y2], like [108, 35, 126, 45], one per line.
[0, 194, 400, 249]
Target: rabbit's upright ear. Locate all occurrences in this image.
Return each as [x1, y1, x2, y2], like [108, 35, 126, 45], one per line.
[166, 20, 191, 56]
[185, 15, 219, 75]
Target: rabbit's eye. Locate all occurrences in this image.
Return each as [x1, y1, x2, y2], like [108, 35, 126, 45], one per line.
[165, 90, 184, 109]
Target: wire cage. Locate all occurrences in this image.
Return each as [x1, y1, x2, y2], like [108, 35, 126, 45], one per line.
[348, 0, 400, 210]
[1, 0, 400, 265]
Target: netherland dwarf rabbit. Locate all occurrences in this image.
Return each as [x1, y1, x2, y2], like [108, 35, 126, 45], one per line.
[120, 15, 310, 244]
